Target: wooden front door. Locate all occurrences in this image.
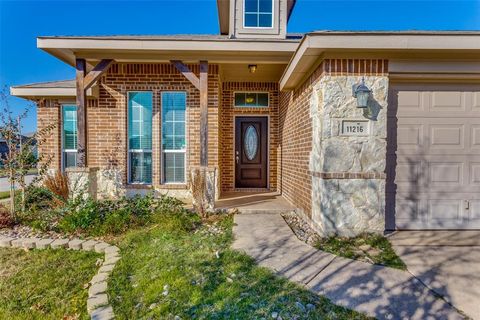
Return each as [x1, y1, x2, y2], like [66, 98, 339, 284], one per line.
[235, 117, 268, 188]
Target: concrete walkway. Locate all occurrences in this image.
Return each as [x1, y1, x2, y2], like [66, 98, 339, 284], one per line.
[390, 231, 480, 320]
[232, 213, 465, 320]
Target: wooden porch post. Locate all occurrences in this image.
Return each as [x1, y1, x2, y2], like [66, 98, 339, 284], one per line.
[75, 58, 114, 167]
[171, 60, 209, 166]
[76, 58, 87, 167]
[199, 60, 208, 167]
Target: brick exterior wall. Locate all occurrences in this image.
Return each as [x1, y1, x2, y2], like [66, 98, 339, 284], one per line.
[279, 75, 317, 218]
[36, 63, 220, 190]
[36, 99, 62, 170]
[220, 82, 279, 192]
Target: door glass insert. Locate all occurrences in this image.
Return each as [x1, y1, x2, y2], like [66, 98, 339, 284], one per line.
[244, 125, 258, 160]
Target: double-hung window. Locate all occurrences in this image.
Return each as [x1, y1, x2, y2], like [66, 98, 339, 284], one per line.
[128, 92, 153, 184]
[244, 0, 273, 28]
[62, 105, 77, 169]
[162, 92, 186, 183]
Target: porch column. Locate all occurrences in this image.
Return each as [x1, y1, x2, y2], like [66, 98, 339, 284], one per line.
[172, 60, 216, 211]
[199, 60, 208, 166]
[75, 58, 114, 167]
[73, 58, 114, 200]
[75, 58, 87, 167]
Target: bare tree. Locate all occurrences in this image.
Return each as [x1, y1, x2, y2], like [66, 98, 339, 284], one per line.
[0, 88, 54, 220]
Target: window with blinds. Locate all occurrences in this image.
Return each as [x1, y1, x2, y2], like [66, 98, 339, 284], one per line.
[162, 92, 186, 183]
[128, 92, 153, 184]
[62, 105, 77, 169]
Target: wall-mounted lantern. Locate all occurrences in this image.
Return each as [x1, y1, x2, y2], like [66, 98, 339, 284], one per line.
[352, 77, 371, 108]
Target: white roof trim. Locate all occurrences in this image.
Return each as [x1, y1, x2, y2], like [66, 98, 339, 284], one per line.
[280, 33, 480, 90]
[10, 86, 96, 98]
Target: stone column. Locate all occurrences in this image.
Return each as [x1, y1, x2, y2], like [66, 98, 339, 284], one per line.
[189, 166, 218, 213]
[309, 75, 389, 237]
[66, 167, 99, 200]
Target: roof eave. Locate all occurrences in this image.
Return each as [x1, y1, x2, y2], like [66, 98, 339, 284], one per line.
[10, 86, 97, 99]
[280, 33, 480, 90]
[37, 37, 300, 66]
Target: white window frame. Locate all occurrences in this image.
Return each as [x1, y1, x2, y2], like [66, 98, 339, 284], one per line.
[243, 0, 274, 29]
[161, 91, 187, 185]
[233, 91, 270, 108]
[61, 104, 78, 171]
[127, 91, 153, 185]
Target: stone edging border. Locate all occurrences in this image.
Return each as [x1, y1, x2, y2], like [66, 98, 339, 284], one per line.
[0, 236, 120, 320]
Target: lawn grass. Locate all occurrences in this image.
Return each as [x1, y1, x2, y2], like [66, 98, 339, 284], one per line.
[108, 214, 370, 319]
[0, 247, 101, 320]
[315, 233, 407, 270]
[0, 190, 22, 200]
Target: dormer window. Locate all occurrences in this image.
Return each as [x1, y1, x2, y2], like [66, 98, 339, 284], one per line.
[244, 0, 273, 28]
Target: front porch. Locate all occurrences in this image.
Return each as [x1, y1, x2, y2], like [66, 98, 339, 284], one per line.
[215, 191, 296, 214]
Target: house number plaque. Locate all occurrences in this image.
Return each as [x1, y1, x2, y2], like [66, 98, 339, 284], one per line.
[341, 120, 369, 136]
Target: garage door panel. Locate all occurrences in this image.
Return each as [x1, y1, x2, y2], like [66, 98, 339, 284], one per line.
[388, 83, 480, 230]
[430, 124, 464, 149]
[429, 162, 463, 187]
[471, 126, 480, 149]
[430, 91, 465, 112]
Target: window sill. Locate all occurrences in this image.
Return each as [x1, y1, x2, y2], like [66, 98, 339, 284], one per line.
[155, 184, 188, 190]
[126, 184, 153, 190]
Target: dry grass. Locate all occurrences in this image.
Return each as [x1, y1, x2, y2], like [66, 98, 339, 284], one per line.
[43, 171, 69, 207]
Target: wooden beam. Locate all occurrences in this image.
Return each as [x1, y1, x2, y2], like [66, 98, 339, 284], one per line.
[76, 58, 87, 167]
[171, 60, 200, 90]
[83, 59, 114, 90]
[199, 60, 208, 167]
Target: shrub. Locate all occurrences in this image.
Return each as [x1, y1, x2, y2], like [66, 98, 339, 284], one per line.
[43, 171, 69, 207]
[23, 186, 54, 211]
[0, 204, 13, 228]
[57, 194, 187, 236]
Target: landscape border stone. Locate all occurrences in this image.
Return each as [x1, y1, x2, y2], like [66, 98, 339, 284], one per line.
[0, 235, 120, 320]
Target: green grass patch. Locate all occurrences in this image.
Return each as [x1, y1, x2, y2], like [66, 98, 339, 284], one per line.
[108, 214, 369, 319]
[0, 247, 101, 319]
[315, 233, 406, 270]
[0, 190, 14, 200]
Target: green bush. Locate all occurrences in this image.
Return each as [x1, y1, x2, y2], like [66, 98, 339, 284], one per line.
[23, 186, 54, 211]
[56, 194, 197, 236]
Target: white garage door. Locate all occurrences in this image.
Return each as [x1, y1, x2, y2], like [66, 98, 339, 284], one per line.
[387, 83, 480, 229]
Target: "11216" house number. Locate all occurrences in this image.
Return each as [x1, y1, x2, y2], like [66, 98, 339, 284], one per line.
[341, 120, 369, 136]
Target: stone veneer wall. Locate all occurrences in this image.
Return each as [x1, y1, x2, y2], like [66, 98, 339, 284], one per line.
[220, 82, 279, 192]
[281, 59, 389, 237]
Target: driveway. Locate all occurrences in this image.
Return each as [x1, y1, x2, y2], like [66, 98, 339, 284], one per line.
[389, 231, 480, 319]
[0, 175, 36, 192]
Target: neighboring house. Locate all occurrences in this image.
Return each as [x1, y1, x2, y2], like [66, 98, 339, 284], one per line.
[0, 132, 37, 167]
[10, 0, 480, 236]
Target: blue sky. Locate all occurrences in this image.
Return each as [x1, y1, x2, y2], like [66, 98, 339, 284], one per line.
[1, 0, 479, 133]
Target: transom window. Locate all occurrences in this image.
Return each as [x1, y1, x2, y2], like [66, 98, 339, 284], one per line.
[62, 105, 77, 169]
[128, 91, 152, 184]
[162, 92, 186, 184]
[234, 92, 269, 108]
[244, 0, 273, 28]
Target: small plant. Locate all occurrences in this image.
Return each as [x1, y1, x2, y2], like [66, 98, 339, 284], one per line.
[0, 204, 13, 228]
[43, 171, 69, 207]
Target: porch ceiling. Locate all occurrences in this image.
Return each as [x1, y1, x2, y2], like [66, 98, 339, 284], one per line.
[220, 63, 288, 82]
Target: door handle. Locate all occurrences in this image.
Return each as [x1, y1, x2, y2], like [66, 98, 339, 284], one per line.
[236, 156, 239, 164]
